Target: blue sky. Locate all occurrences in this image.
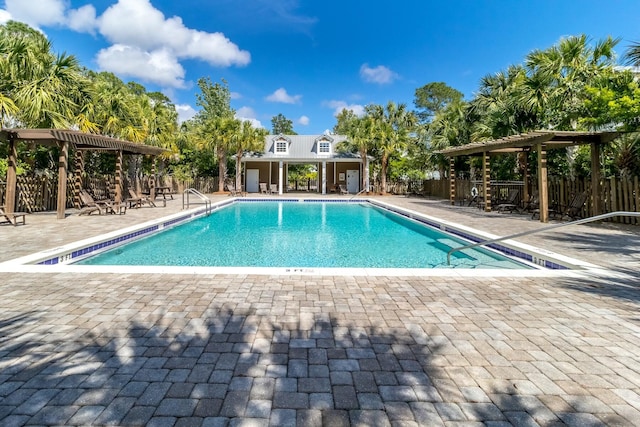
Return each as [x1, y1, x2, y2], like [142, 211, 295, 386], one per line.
[2, 0, 640, 133]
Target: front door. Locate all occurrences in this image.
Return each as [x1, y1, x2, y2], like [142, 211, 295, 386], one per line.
[346, 170, 359, 194]
[246, 169, 259, 193]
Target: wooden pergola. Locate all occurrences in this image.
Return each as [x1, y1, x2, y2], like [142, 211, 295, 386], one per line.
[1, 128, 167, 219]
[437, 130, 621, 222]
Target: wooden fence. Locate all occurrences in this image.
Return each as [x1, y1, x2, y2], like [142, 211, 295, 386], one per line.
[0, 175, 220, 213]
[1, 174, 638, 224]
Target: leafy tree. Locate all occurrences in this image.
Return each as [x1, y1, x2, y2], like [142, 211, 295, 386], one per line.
[335, 110, 377, 192]
[367, 102, 418, 194]
[271, 113, 296, 134]
[414, 82, 463, 123]
[194, 77, 235, 192]
[233, 120, 267, 190]
[0, 20, 93, 129]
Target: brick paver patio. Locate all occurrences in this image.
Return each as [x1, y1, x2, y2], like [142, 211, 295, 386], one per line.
[1, 195, 639, 426]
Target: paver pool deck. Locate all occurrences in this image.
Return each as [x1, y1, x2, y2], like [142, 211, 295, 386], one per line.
[0, 195, 638, 426]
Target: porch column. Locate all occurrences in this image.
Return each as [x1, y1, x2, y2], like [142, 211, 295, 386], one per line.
[482, 152, 491, 212]
[449, 157, 455, 205]
[537, 143, 549, 222]
[73, 150, 85, 209]
[322, 161, 327, 195]
[590, 142, 602, 216]
[56, 141, 69, 219]
[150, 157, 157, 200]
[4, 136, 17, 214]
[115, 150, 123, 203]
[278, 160, 283, 195]
[269, 162, 272, 186]
[364, 156, 370, 193]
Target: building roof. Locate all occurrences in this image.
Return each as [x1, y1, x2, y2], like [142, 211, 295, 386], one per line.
[242, 134, 363, 162]
[436, 130, 621, 157]
[0, 128, 168, 156]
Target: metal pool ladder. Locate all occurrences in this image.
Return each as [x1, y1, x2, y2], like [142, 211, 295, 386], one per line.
[447, 211, 640, 265]
[182, 188, 212, 215]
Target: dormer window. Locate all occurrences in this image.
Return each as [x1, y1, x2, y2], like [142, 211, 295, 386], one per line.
[318, 141, 331, 154]
[275, 139, 288, 154]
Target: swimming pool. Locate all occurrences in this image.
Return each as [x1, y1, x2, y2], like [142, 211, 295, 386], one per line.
[76, 201, 530, 269]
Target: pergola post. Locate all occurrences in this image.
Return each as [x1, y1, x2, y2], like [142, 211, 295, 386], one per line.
[150, 156, 157, 200]
[590, 142, 602, 216]
[73, 150, 85, 209]
[521, 151, 529, 205]
[115, 149, 123, 203]
[537, 143, 549, 222]
[4, 136, 17, 214]
[449, 157, 455, 205]
[56, 141, 69, 220]
[482, 152, 491, 212]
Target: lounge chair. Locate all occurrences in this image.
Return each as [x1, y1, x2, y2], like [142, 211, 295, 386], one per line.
[495, 189, 521, 213]
[338, 185, 349, 195]
[0, 205, 26, 225]
[270, 184, 278, 194]
[81, 190, 126, 215]
[128, 189, 156, 208]
[532, 190, 588, 220]
[522, 191, 539, 214]
[226, 182, 245, 197]
[260, 183, 269, 194]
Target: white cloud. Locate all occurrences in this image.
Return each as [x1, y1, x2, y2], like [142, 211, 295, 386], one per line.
[175, 104, 197, 123]
[324, 100, 365, 117]
[235, 106, 264, 128]
[0, 9, 11, 25]
[96, 44, 186, 88]
[4, 0, 66, 28]
[298, 115, 310, 126]
[97, 0, 250, 67]
[67, 5, 98, 34]
[266, 88, 302, 104]
[360, 63, 399, 84]
[2, 0, 250, 88]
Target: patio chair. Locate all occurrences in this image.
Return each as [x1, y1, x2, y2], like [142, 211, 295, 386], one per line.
[560, 190, 589, 220]
[522, 191, 539, 214]
[0, 205, 27, 225]
[226, 182, 245, 197]
[338, 185, 349, 195]
[260, 183, 269, 194]
[270, 183, 278, 194]
[80, 190, 126, 215]
[495, 189, 521, 213]
[128, 189, 156, 208]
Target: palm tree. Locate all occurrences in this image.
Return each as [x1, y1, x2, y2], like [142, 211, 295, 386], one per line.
[198, 117, 241, 192]
[233, 121, 267, 190]
[338, 114, 376, 192]
[367, 102, 417, 194]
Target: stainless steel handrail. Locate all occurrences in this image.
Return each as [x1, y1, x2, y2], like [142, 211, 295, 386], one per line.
[349, 188, 367, 200]
[182, 188, 212, 215]
[447, 211, 640, 265]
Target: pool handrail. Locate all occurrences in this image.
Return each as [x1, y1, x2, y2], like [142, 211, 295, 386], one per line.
[349, 188, 367, 200]
[183, 188, 212, 215]
[447, 211, 640, 266]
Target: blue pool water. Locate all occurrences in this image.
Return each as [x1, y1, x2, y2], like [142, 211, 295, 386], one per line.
[78, 202, 529, 269]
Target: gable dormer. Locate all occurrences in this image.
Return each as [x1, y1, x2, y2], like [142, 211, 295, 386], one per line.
[272, 134, 291, 155]
[314, 135, 333, 156]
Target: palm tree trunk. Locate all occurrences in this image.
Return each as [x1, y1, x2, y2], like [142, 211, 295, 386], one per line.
[235, 149, 242, 191]
[217, 148, 227, 192]
[381, 154, 388, 195]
